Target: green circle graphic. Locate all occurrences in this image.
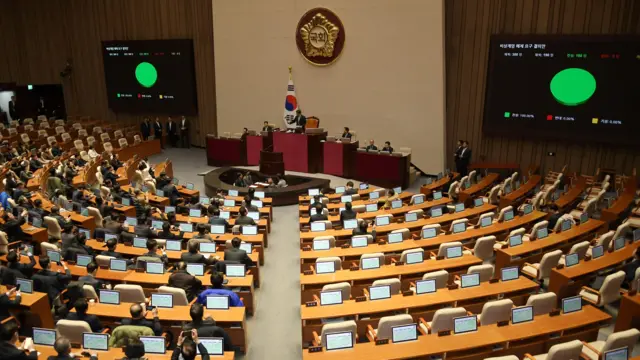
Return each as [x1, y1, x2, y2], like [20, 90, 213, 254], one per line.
[135, 62, 158, 88]
[550, 68, 596, 106]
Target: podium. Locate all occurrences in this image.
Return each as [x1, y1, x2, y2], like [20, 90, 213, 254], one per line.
[206, 135, 247, 166]
[246, 131, 274, 165]
[354, 151, 410, 188]
[322, 140, 359, 178]
[272, 131, 327, 173]
[259, 151, 284, 175]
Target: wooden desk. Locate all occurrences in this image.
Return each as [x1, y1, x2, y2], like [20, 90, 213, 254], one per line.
[548, 241, 640, 303]
[298, 190, 413, 204]
[499, 175, 541, 209]
[554, 176, 587, 210]
[302, 305, 609, 359]
[459, 173, 500, 204]
[615, 293, 640, 332]
[299, 204, 500, 243]
[156, 213, 270, 234]
[34, 345, 233, 359]
[601, 176, 637, 224]
[14, 291, 54, 328]
[420, 173, 459, 195]
[298, 192, 415, 214]
[21, 224, 48, 244]
[495, 219, 605, 273]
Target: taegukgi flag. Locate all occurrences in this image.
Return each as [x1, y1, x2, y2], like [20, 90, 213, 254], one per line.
[283, 67, 299, 129]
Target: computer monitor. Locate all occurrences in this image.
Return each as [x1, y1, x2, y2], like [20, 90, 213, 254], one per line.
[503, 210, 514, 221]
[634, 228, 640, 242]
[391, 324, 418, 343]
[210, 225, 225, 234]
[431, 207, 443, 217]
[369, 191, 380, 200]
[562, 295, 582, 314]
[320, 290, 343, 306]
[474, 198, 484, 207]
[105, 233, 119, 242]
[375, 216, 390, 226]
[509, 234, 523, 247]
[315, 261, 336, 274]
[365, 203, 378, 212]
[239, 242, 252, 253]
[253, 200, 263, 208]
[480, 216, 492, 227]
[413, 195, 425, 205]
[172, 177, 180, 185]
[186, 183, 195, 190]
[255, 191, 265, 199]
[422, 227, 437, 239]
[452, 222, 466, 234]
[537, 227, 549, 239]
[511, 306, 534, 324]
[446, 246, 463, 259]
[393, 187, 402, 194]
[33, 328, 56, 346]
[561, 220, 572, 232]
[151, 293, 173, 308]
[579, 212, 589, 224]
[200, 197, 211, 205]
[187, 263, 205, 276]
[21, 244, 34, 256]
[197, 338, 224, 356]
[228, 189, 238, 196]
[64, 202, 74, 211]
[121, 198, 131, 206]
[16, 279, 33, 293]
[133, 237, 147, 248]
[220, 211, 231, 220]
[454, 203, 465, 212]
[47, 250, 61, 263]
[425, 177, 433, 185]
[501, 266, 519, 282]
[387, 232, 403, 244]
[460, 273, 480, 288]
[415, 279, 437, 295]
[179, 223, 194, 233]
[81, 208, 89, 217]
[312, 239, 330, 251]
[523, 204, 533, 215]
[247, 211, 260, 221]
[565, 253, 580, 267]
[146, 262, 164, 275]
[614, 236, 626, 251]
[139, 336, 166, 354]
[603, 347, 629, 360]
[83, 333, 109, 351]
[155, 190, 165, 197]
[368, 285, 391, 300]
[433, 191, 443, 200]
[392, 199, 403, 209]
[325, 331, 353, 351]
[405, 251, 424, 265]
[32, 217, 43, 228]
[308, 188, 320, 196]
[310, 222, 326, 232]
[99, 290, 120, 305]
[503, 184, 512, 195]
[405, 212, 418, 222]
[206, 295, 230, 310]
[109, 259, 127, 272]
[242, 225, 257, 235]
[225, 264, 245, 277]
[125, 217, 137, 226]
[76, 254, 93, 267]
[199, 243, 217, 253]
[591, 245, 604, 259]
[151, 220, 164, 230]
[514, 180, 521, 189]
[453, 315, 478, 334]
[165, 206, 176, 214]
[340, 195, 352, 203]
[343, 219, 358, 230]
[361, 257, 381, 270]
[189, 209, 202, 217]
[351, 236, 368, 248]
[223, 199, 235, 207]
[335, 186, 345, 194]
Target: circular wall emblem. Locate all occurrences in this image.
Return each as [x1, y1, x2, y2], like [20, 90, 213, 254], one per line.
[296, 8, 345, 66]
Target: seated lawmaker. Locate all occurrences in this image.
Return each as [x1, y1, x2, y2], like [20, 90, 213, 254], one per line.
[224, 237, 254, 267]
[173, 330, 210, 360]
[341, 127, 352, 139]
[120, 303, 163, 336]
[262, 121, 272, 132]
[0, 320, 37, 359]
[310, 203, 328, 222]
[352, 220, 377, 241]
[169, 262, 202, 301]
[381, 141, 394, 154]
[383, 188, 399, 208]
[181, 240, 214, 265]
[344, 181, 358, 195]
[183, 303, 234, 351]
[235, 207, 256, 226]
[197, 272, 244, 307]
[365, 139, 378, 151]
[340, 202, 357, 223]
[208, 207, 229, 231]
[65, 298, 103, 332]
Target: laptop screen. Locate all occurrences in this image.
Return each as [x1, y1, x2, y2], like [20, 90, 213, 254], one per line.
[248, 211, 260, 220]
[614, 236, 626, 251]
[351, 236, 368, 248]
[76, 254, 93, 267]
[391, 324, 418, 343]
[369, 191, 380, 200]
[223, 199, 236, 207]
[78, 228, 90, 239]
[455, 203, 465, 212]
[140, 336, 166, 354]
[206, 295, 230, 310]
[220, 211, 231, 219]
[369, 285, 391, 300]
[320, 290, 343, 306]
[523, 204, 533, 215]
[503, 210, 514, 221]
[16, 279, 33, 293]
[511, 306, 534, 324]
[335, 186, 345, 194]
[228, 190, 238, 196]
[452, 222, 466, 234]
[121, 198, 131, 206]
[151, 220, 164, 230]
[405, 251, 424, 265]
[311, 222, 326, 232]
[225, 264, 245, 277]
[340, 195, 352, 203]
[146, 262, 164, 275]
[325, 331, 353, 351]
[33, 328, 56, 346]
[199, 242, 217, 253]
[308, 188, 320, 196]
[316, 261, 336, 274]
[187, 263, 205, 276]
[501, 266, 519, 282]
[460, 273, 480, 288]
[253, 200, 263, 208]
[365, 204, 378, 212]
[165, 206, 176, 214]
[155, 190, 165, 197]
[413, 196, 425, 205]
[210, 225, 225, 234]
[359, 183, 369, 190]
[109, 259, 127, 271]
[387, 232, 403, 244]
[361, 257, 380, 270]
[189, 209, 202, 217]
[480, 216, 492, 227]
[537, 227, 549, 239]
[239, 242, 252, 253]
[415, 279, 436, 295]
[105, 233, 119, 242]
[186, 183, 194, 190]
[32, 217, 43, 228]
[565, 253, 579, 267]
[242, 225, 258, 235]
[343, 219, 358, 230]
[579, 212, 589, 224]
[375, 216, 390, 226]
[474, 198, 484, 207]
[47, 250, 61, 263]
[561, 220, 572, 232]
[509, 234, 523, 247]
[433, 191, 443, 200]
[133, 237, 147, 248]
[603, 347, 628, 360]
[151, 293, 173, 308]
[312, 239, 330, 251]
[562, 296, 582, 314]
[426, 177, 433, 184]
[422, 227, 437, 239]
[453, 315, 478, 334]
[179, 223, 194, 233]
[255, 191, 265, 199]
[392, 199, 403, 209]
[393, 187, 402, 194]
[200, 197, 211, 205]
[197, 338, 224, 356]
[634, 228, 640, 242]
[405, 212, 418, 222]
[446, 246, 463, 259]
[431, 207, 443, 217]
[83, 333, 109, 351]
[591, 245, 604, 259]
[99, 290, 120, 305]
[126, 217, 137, 226]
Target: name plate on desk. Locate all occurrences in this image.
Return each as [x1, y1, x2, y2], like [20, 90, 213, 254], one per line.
[303, 270, 313, 275]
[375, 339, 389, 345]
[447, 284, 459, 290]
[394, 261, 404, 266]
[402, 290, 413, 297]
[341, 244, 350, 249]
[549, 309, 561, 317]
[438, 330, 451, 337]
[355, 296, 367, 302]
[308, 346, 322, 353]
[350, 266, 359, 271]
[302, 247, 311, 251]
[489, 278, 499, 284]
[305, 301, 318, 307]
[497, 320, 509, 327]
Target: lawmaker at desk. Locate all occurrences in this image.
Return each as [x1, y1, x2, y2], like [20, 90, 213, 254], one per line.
[365, 140, 378, 151]
[341, 127, 352, 139]
[262, 121, 273, 132]
[381, 141, 394, 154]
[344, 181, 358, 195]
[287, 109, 306, 131]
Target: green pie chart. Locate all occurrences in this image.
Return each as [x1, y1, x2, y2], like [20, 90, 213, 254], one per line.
[135, 62, 158, 88]
[550, 68, 596, 106]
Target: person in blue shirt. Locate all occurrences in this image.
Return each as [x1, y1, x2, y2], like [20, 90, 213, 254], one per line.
[196, 272, 244, 307]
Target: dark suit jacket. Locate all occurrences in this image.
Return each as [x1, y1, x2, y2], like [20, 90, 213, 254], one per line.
[459, 147, 472, 166]
[183, 320, 234, 351]
[224, 248, 254, 267]
[209, 216, 229, 229]
[341, 132, 352, 139]
[66, 312, 103, 332]
[0, 341, 37, 360]
[295, 115, 307, 127]
[166, 121, 177, 135]
[8, 101, 17, 119]
[32, 269, 72, 303]
[0, 294, 21, 321]
[340, 210, 357, 222]
[78, 274, 105, 292]
[381, 146, 394, 153]
[344, 188, 358, 195]
[310, 213, 328, 222]
[365, 145, 378, 151]
[140, 122, 151, 138]
[153, 121, 163, 136]
[5, 256, 36, 279]
[262, 126, 272, 132]
[100, 250, 124, 258]
[3, 216, 26, 241]
[168, 270, 202, 300]
[235, 216, 256, 226]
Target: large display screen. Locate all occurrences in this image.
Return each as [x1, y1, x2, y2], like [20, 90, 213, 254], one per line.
[102, 39, 198, 115]
[483, 35, 639, 144]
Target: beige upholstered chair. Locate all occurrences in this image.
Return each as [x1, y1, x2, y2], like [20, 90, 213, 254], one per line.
[119, 138, 128, 147]
[530, 191, 545, 210]
[316, 320, 357, 347]
[581, 329, 640, 360]
[468, 170, 477, 184]
[83, 285, 98, 299]
[612, 222, 631, 242]
[321, 282, 351, 300]
[74, 139, 84, 151]
[0, 231, 14, 254]
[93, 126, 103, 134]
[552, 214, 576, 232]
[95, 255, 114, 268]
[40, 241, 60, 256]
[526, 293, 557, 316]
[72, 123, 82, 130]
[87, 207, 103, 227]
[56, 320, 92, 344]
[100, 132, 110, 142]
[421, 224, 442, 238]
[454, 264, 493, 286]
[39, 121, 50, 129]
[579, 270, 625, 307]
[390, 228, 410, 240]
[527, 221, 549, 241]
[422, 270, 449, 289]
[103, 142, 113, 152]
[20, 133, 30, 144]
[371, 278, 401, 295]
[475, 212, 495, 227]
[448, 181, 460, 200]
[479, 299, 513, 326]
[496, 206, 514, 222]
[435, 241, 463, 258]
[114, 130, 124, 138]
[449, 218, 469, 233]
[419, 307, 467, 334]
[469, 235, 496, 262]
[495, 227, 526, 250]
[631, 268, 640, 291]
[43, 216, 62, 239]
[367, 314, 413, 341]
[114, 284, 146, 303]
[409, 194, 425, 205]
[61, 133, 71, 142]
[23, 117, 34, 124]
[587, 230, 615, 256]
[522, 250, 562, 284]
[399, 248, 424, 263]
[54, 119, 65, 126]
[78, 129, 88, 137]
[359, 253, 385, 269]
[47, 136, 56, 146]
[313, 236, 336, 249]
[559, 241, 590, 265]
[157, 286, 189, 306]
[86, 136, 96, 146]
[316, 257, 341, 271]
[484, 185, 501, 205]
[524, 339, 584, 360]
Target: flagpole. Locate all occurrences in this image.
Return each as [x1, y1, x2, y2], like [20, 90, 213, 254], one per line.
[288, 66, 292, 80]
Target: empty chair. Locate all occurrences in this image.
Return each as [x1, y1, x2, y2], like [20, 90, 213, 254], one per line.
[79, 151, 90, 163]
[524, 339, 584, 360]
[571, 198, 596, 219]
[95, 255, 114, 268]
[74, 140, 84, 151]
[375, 214, 393, 225]
[371, 278, 401, 295]
[527, 221, 549, 241]
[47, 136, 56, 146]
[522, 250, 563, 284]
[448, 181, 460, 200]
[0, 231, 13, 255]
[55, 126, 65, 134]
[559, 241, 590, 265]
[419, 307, 467, 334]
[579, 270, 625, 307]
[359, 253, 385, 269]
[93, 126, 103, 134]
[87, 207, 103, 227]
[455, 264, 494, 286]
[56, 320, 92, 344]
[100, 132, 110, 142]
[496, 206, 514, 222]
[157, 286, 188, 306]
[40, 121, 50, 129]
[510, 171, 519, 183]
[469, 235, 496, 262]
[314, 320, 357, 347]
[321, 282, 351, 300]
[399, 248, 424, 263]
[612, 222, 631, 242]
[134, 134, 142, 143]
[316, 256, 341, 271]
[20, 133, 30, 144]
[475, 212, 495, 227]
[581, 329, 640, 360]
[436, 241, 463, 258]
[95, 171, 104, 185]
[500, 178, 512, 195]
[390, 228, 410, 240]
[479, 299, 513, 325]
[421, 224, 442, 237]
[367, 314, 413, 341]
[24, 117, 34, 124]
[103, 142, 113, 152]
[483, 185, 501, 205]
[78, 129, 88, 137]
[72, 123, 82, 130]
[114, 130, 124, 138]
[530, 191, 545, 210]
[114, 284, 146, 303]
[86, 136, 96, 146]
[352, 204, 366, 213]
[449, 218, 469, 233]
[552, 214, 576, 232]
[61, 133, 71, 142]
[41, 241, 60, 255]
[494, 227, 526, 250]
[409, 194, 425, 205]
[83, 285, 98, 299]
[313, 235, 336, 248]
[468, 170, 477, 184]
[43, 216, 62, 239]
[421, 270, 449, 289]
[526, 292, 557, 316]
[118, 137, 128, 147]
[54, 119, 65, 126]
[37, 129, 48, 138]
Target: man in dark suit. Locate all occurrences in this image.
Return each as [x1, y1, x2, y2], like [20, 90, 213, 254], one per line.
[224, 237, 254, 267]
[2, 211, 26, 242]
[453, 140, 463, 173]
[182, 303, 234, 351]
[181, 241, 209, 264]
[381, 141, 394, 154]
[310, 203, 328, 222]
[180, 115, 190, 148]
[168, 262, 202, 301]
[136, 239, 168, 266]
[208, 207, 229, 231]
[140, 117, 151, 140]
[8, 96, 18, 123]
[65, 298, 103, 332]
[344, 181, 358, 195]
[0, 320, 37, 359]
[32, 256, 72, 303]
[262, 121, 272, 132]
[166, 116, 178, 147]
[78, 262, 105, 292]
[287, 109, 306, 131]
[153, 117, 164, 148]
[341, 127, 352, 139]
[235, 207, 256, 226]
[458, 140, 472, 176]
[101, 238, 124, 258]
[49, 206, 70, 228]
[37, 97, 47, 116]
[121, 303, 163, 335]
[365, 139, 378, 151]
[48, 337, 98, 360]
[5, 250, 36, 279]
[340, 202, 357, 223]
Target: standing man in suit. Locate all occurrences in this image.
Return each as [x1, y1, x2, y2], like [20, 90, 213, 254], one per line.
[166, 116, 178, 147]
[8, 96, 18, 124]
[287, 109, 306, 132]
[458, 140, 472, 176]
[341, 127, 352, 139]
[140, 117, 151, 140]
[262, 121, 272, 132]
[37, 97, 47, 117]
[453, 140, 463, 173]
[32, 256, 72, 303]
[180, 115, 190, 148]
[153, 117, 163, 149]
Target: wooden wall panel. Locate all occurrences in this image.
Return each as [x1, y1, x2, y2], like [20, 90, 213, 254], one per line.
[446, 0, 640, 176]
[0, 0, 216, 147]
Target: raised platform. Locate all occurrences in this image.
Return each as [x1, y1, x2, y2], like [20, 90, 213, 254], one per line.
[203, 167, 330, 206]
